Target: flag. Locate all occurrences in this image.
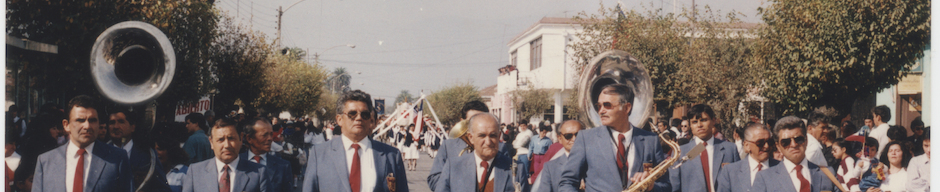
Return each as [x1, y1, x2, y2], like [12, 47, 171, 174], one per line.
[413, 99, 424, 140]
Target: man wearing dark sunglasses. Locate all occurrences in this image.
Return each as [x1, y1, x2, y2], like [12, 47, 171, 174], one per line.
[751, 116, 841, 192]
[533, 120, 585, 192]
[670, 104, 740, 192]
[716, 122, 779, 192]
[302, 90, 409, 192]
[560, 84, 671, 192]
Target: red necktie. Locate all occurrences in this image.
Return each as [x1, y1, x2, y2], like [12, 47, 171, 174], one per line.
[220, 165, 230, 192]
[479, 161, 490, 190]
[74, 148, 86, 192]
[795, 164, 810, 192]
[616, 134, 628, 172]
[757, 163, 763, 172]
[253, 155, 262, 164]
[350, 144, 361, 192]
[701, 142, 711, 192]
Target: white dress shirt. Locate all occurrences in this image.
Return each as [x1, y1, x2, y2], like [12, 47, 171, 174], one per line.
[735, 140, 746, 160]
[879, 167, 907, 192]
[121, 139, 135, 158]
[513, 129, 534, 156]
[747, 156, 769, 185]
[66, 141, 94, 192]
[609, 127, 636, 178]
[474, 154, 496, 184]
[805, 135, 828, 166]
[693, 136, 716, 191]
[215, 157, 239, 192]
[341, 136, 376, 192]
[248, 150, 266, 166]
[782, 158, 812, 191]
[906, 154, 930, 192]
[6, 151, 21, 172]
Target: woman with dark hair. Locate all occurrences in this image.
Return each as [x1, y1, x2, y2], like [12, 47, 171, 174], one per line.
[154, 139, 189, 192]
[17, 113, 62, 168]
[832, 138, 860, 191]
[874, 141, 913, 192]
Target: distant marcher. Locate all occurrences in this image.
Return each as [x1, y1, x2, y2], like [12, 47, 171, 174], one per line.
[183, 113, 214, 164]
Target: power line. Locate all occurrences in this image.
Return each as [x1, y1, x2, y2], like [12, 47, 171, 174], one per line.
[325, 34, 514, 56]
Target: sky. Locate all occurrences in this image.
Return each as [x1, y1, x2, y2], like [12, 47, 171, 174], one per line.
[214, 0, 766, 100]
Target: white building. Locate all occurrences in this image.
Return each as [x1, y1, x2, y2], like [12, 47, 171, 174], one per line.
[493, 17, 584, 124]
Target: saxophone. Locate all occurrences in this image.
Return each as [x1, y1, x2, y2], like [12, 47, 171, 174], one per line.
[624, 132, 680, 192]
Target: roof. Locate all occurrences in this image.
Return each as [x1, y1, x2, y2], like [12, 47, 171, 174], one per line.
[508, 17, 589, 46]
[479, 84, 498, 97]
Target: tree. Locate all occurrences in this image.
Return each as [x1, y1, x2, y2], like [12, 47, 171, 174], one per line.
[255, 53, 329, 116]
[209, 15, 271, 116]
[395, 90, 416, 105]
[755, 0, 930, 115]
[570, 5, 760, 126]
[327, 67, 351, 93]
[426, 83, 482, 125]
[513, 87, 553, 121]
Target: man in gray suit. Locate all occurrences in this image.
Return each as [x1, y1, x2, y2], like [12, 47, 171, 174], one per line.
[427, 100, 510, 191]
[560, 84, 671, 192]
[434, 113, 514, 192]
[182, 118, 268, 192]
[302, 90, 408, 192]
[751, 116, 840, 192]
[670, 104, 740, 192]
[716, 122, 780, 192]
[240, 117, 292, 192]
[535, 120, 585, 192]
[33, 95, 133, 192]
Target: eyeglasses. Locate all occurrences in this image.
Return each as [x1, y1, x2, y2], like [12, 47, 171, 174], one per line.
[777, 136, 806, 147]
[746, 138, 775, 151]
[595, 101, 618, 110]
[561, 133, 578, 140]
[344, 110, 373, 121]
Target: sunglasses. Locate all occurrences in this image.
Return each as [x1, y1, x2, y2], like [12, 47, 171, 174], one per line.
[595, 101, 619, 109]
[561, 133, 578, 140]
[777, 136, 806, 147]
[344, 110, 373, 121]
[746, 139, 775, 151]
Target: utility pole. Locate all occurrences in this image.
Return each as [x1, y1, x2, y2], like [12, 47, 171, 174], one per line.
[277, 6, 283, 47]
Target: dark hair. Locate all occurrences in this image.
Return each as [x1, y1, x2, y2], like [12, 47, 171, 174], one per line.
[208, 117, 239, 138]
[910, 117, 924, 129]
[841, 121, 857, 138]
[832, 138, 857, 160]
[241, 117, 270, 139]
[185, 113, 208, 132]
[879, 141, 912, 168]
[686, 104, 717, 121]
[887, 125, 908, 142]
[7, 105, 18, 112]
[670, 118, 682, 128]
[807, 112, 830, 127]
[865, 137, 879, 149]
[460, 100, 489, 119]
[772, 116, 806, 139]
[539, 124, 552, 132]
[155, 138, 189, 167]
[872, 105, 891, 122]
[65, 95, 99, 120]
[924, 128, 930, 141]
[110, 109, 139, 126]
[336, 90, 376, 120]
[600, 83, 635, 105]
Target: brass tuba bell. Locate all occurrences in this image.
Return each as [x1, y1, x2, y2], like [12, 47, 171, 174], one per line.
[90, 21, 175, 105]
[576, 50, 654, 128]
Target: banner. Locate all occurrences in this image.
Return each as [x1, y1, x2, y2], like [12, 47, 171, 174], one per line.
[174, 96, 212, 122]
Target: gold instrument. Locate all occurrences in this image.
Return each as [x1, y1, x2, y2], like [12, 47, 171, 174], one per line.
[449, 120, 474, 156]
[90, 21, 175, 192]
[576, 50, 680, 191]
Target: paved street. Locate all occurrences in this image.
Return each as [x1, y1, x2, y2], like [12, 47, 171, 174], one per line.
[405, 150, 436, 192]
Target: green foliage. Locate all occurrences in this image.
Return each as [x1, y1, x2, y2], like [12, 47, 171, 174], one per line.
[427, 83, 482, 126]
[756, 0, 930, 115]
[570, 5, 759, 125]
[513, 87, 553, 121]
[255, 53, 328, 116]
[327, 67, 351, 93]
[210, 16, 271, 115]
[395, 90, 416, 105]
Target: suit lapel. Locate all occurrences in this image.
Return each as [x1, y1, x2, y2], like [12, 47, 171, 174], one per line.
[712, 140, 726, 180]
[630, 129, 645, 178]
[372, 140, 388, 191]
[737, 157, 750, 186]
[594, 127, 621, 187]
[204, 159, 221, 192]
[52, 145, 68, 192]
[86, 143, 107, 192]
[775, 164, 797, 192]
[331, 139, 353, 192]
[233, 159, 252, 192]
[494, 156, 512, 192]
[809, 164, 822, 192]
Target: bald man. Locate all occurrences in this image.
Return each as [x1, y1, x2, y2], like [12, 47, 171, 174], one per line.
[434, 113, 515, 192]
[535, 120, 586, 192]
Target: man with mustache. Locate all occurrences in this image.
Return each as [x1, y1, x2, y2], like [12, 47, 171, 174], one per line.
[32, 95, 133, 192]
[559, 84, 671, 192]
[716, 122, 779, 192]
[240, 117, 293, 192]
[182, 117, 268, 192]
[434, 113, 515, 192]
[751, 116, 840, 192]
[303, 90, 409, 192]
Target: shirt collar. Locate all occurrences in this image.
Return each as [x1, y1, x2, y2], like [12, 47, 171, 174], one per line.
[610, 126, 634, 140]
[68, 141, 95, 157]
[748, 155, 769, 171]
[215, 156, 239, 174]
[782, 157, 808, 173]
[693, 136, 714, 146]
[474, 153, 495, 169]
[248, 149, 265, 162]
[341, 134, 372, 151]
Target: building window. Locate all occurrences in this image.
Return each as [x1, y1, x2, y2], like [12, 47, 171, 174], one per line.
[530, 37, 542, 70]
[511, 50, 518, 67]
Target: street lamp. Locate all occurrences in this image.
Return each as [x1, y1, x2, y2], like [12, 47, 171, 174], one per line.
[314, 44, 356, 61]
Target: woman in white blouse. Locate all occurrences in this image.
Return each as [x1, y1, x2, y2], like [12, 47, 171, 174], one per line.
[871, 141, 913, 192]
